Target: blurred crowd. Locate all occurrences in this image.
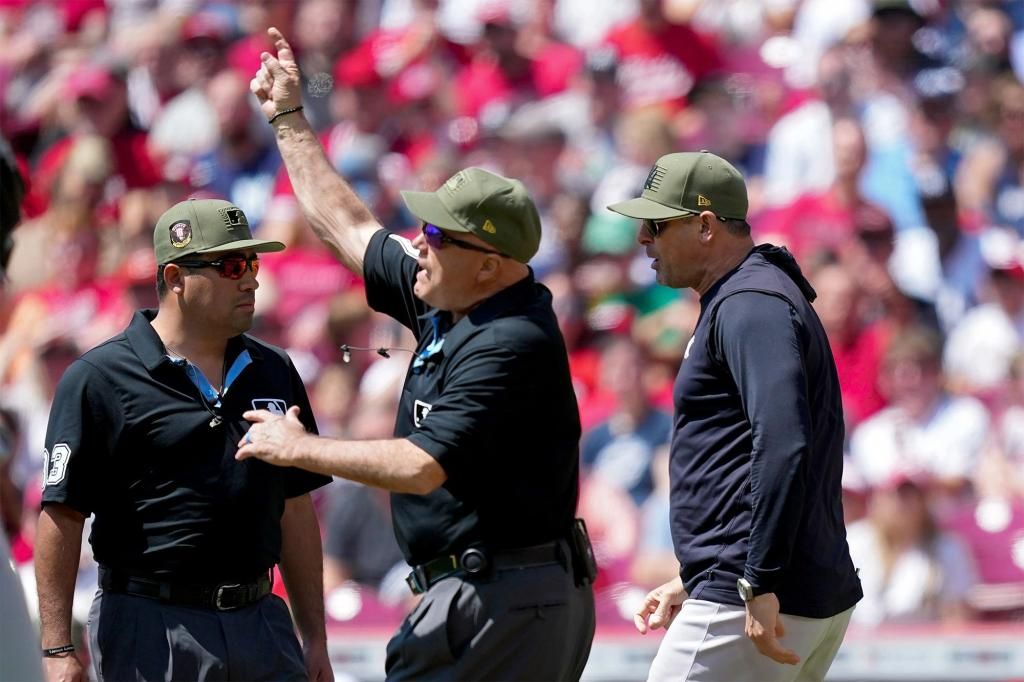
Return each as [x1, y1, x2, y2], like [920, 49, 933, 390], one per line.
[2, 0, 1024, 639]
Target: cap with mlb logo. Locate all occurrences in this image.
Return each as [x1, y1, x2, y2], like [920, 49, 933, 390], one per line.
[400, 167, 542, 263]
[608, 151, 748, 222]
[153, 198, 285, 265]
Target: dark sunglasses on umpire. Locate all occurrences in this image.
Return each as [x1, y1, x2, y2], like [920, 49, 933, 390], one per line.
[174, 254, 260, 280]
[421, 223, 505, 257]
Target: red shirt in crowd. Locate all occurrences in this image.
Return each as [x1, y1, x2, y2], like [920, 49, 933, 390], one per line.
[604, 19, 723, 110]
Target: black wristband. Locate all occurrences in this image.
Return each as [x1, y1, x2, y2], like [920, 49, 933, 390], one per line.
[268, 105, 304, 125]
[42, 644, 75, 657]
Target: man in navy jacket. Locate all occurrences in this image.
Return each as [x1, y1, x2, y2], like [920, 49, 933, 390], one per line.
[610, 151, 861, 681]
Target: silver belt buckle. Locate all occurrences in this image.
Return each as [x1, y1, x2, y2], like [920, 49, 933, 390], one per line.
[215, 583, 242, 610]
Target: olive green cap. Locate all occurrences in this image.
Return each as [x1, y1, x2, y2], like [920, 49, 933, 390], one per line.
[153, 199, 285, 265]
[607, 151, 748, 221]
[400, 168, 541, 263]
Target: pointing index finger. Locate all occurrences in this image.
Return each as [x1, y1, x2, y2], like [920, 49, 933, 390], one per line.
[268, 27, 295, 65]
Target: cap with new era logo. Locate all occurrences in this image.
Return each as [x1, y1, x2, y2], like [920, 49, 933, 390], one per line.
[607, 151, 748, 222]
[154, 199, 285, 265]
[400, 167, 541, 263]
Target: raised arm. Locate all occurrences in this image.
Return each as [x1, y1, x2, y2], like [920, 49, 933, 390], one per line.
[251, 27, 380, 275]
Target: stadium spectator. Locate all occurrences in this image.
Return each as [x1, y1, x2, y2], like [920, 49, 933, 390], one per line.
[811, 257, 887, 428]
[850, 325, 990, 502]
[943, 246, 1024, 396]
[603, 0, 723, 111]
[581, 335, 671, 507]
[190, 70, 282, 229]
[763, 45, 859, 207]
[628, 448, 677, 589]
[846, 470, 978, 626]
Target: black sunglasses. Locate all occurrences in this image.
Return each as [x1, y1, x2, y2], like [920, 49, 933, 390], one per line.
[422, 223, 506, 257]
[173, 254, 260, 280]
[642, 218, 675, 239]
[642, 214, 728, 239]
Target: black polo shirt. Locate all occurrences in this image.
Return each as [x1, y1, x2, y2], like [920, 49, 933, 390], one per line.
[41, 309, 330, 583]
[670, 245, 861, 618]
[363, 229, 582, 566]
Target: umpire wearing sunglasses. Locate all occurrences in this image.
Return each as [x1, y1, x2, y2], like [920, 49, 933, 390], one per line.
[35, 198, 333, 682]
[240, 27, 596, 682]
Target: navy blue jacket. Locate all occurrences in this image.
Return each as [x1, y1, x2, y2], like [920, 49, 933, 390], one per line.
[671, 245, 862, 618]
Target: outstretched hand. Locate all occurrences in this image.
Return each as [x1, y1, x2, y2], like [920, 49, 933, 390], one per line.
[250, 27, 303, 122]
[236, 405, 307, 466]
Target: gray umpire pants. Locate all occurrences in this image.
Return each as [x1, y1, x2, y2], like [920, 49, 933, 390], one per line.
[385, 553, 596, 681]
[88, 589, 307, 681]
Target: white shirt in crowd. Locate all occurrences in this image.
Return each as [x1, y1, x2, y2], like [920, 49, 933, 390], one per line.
[944, 302, 1024, 395]
[846, 519, 977, 626]
[849, 394, 990, 486]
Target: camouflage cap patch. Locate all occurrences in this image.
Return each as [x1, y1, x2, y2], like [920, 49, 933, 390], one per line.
[169, 221, 192, 248]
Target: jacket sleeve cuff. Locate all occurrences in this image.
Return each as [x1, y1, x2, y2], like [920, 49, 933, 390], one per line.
[743, 567, 783, 596]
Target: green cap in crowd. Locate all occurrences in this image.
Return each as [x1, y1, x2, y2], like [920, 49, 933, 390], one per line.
[401, 167, 542, 263]
[153, 199, 285, 265]
[608, 151, 748, 222]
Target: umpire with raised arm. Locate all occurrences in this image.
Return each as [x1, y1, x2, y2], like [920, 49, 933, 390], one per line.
[35, 199, 333, 682]
[240, 28, 596, 682]
[613, 152, 862, 681]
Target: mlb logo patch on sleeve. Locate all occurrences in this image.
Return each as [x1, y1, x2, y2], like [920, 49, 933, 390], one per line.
[44, 443, 71, 486]
[252, 398, 287, 414]
[413, 400, 433, 428]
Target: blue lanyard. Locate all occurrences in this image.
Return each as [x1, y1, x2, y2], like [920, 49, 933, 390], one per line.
[412, 316, 445, 372]
[168, 350, 252, 410]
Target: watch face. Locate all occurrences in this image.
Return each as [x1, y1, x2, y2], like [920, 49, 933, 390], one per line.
[737, 578, 754, 602]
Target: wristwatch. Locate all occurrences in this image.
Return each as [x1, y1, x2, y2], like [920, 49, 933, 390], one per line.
[736, 577, 755, 603]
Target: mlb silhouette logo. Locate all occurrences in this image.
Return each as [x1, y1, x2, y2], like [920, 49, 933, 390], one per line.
[252, 399, 287, 415]
[220, 207, 248, 229]
[414, 400, 433, 428]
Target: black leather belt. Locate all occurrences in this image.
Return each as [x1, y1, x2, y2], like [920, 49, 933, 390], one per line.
[99, 566, 273, 611]
[405, 541, 565, 596]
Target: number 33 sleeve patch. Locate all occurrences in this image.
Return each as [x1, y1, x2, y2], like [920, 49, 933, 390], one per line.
[41, 359, 123, 515]
[43, 444, 72, 486]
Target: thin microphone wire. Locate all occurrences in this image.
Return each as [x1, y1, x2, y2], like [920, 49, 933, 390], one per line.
[338, 344, 416, 364]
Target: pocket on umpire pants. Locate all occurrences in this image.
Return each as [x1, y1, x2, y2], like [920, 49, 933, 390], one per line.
[254, 595, 307, 681]
[385, 577, 463, 682]
[87, 591, 151, 682]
